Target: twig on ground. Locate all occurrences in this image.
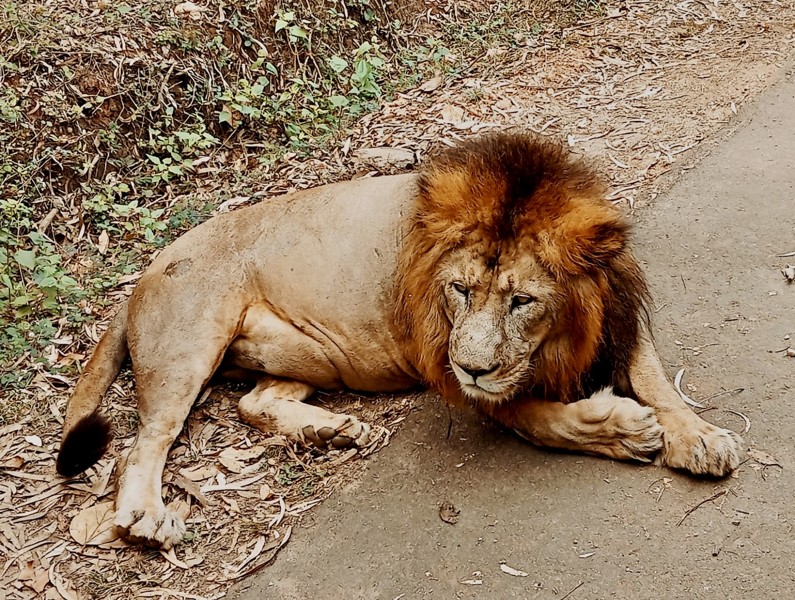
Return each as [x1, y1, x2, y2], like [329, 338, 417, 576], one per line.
[561, 581, 585, 600]
[677, 489, 730, 526]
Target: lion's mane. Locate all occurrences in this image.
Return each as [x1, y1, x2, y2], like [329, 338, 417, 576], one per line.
[394, 132, 650, 405]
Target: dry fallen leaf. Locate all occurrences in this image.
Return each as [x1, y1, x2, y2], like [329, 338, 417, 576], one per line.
[24, 435, 43, 447]
[1, 455, 24, 469]
[748, 449, 782, 467]
[69, 501, 119, 545]
[219, 448, 252, 473]
[19, 561, 49, 593]
[174, 1, 207, 19]
[353, 147, 415, 168]
[439, 500, 460, 524]
[179, 464, 219, 482]
[97, 230, 109, 255]
[418, 74, 442, 93]
[673, 369, 706, 409]
[499, 563, 529, 577]
[174, 475, 211, 507]
[259, 483, 272, 500]
[49, 564, 79, 600]
[439, 104, 465, 124]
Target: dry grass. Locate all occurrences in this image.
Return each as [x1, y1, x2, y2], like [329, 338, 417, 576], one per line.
[1, 0, 794, 599]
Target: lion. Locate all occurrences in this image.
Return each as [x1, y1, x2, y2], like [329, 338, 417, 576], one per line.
[56, 132, 743, 549]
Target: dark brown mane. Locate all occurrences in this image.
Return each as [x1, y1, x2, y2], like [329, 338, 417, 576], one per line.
[418, 132, 604, 242]
[395, 131, 650, 405]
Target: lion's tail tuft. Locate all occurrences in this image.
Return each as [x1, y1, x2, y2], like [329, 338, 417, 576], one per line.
[56, 411, 113, 477]
[56, 302, 128, 477]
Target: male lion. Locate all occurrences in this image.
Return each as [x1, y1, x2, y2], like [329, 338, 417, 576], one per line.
[57, 132, 742, 548]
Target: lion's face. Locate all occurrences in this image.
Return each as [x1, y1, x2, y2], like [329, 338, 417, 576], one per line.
[438, 241, 557, 403]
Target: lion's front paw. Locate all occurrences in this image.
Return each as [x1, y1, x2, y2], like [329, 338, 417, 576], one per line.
[300, 414, 371, 449]
[115, 505, 187, 549]
[578, 390, 665, 462]
[658, 414, 743, 477]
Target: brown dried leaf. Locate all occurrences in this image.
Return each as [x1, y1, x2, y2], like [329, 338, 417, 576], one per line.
[353, 147, 415, 168]
[30, 567, 50, 593]
[218, 445, 268, 474]
[48, 565, 78, 600]
[173, 475, 211, 507]
[418, 74, 443, 93]
[439, 104, 465, 124]
[259, 483, 272, 500]
[179, 464, 219, 482]
[748, 449, 782, 467]
[90, 458, 116, 498]
[1, 455, 24, 469]
[69, 501, 119, 545]
[97, 230, 109, 255]
[439, 500, 460, 524]
[174, 1, 207, 19]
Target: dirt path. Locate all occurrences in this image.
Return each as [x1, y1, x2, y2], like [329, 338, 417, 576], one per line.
[230, 65, 795, 600]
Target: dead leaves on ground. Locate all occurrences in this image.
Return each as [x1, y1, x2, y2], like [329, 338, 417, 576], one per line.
[0, 390, 408, 600]
[69, 501, 118, 546]
[345, 0, 793, 213]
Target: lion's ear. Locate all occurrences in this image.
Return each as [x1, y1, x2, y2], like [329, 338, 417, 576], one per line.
[537, 202, 629, 276]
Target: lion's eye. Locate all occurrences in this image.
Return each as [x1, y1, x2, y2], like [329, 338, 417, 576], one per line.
[511, 294, 535, 310]
[452, 282, 469, 296]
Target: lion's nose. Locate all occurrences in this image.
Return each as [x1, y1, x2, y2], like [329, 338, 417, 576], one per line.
[459, 363, 500, 380]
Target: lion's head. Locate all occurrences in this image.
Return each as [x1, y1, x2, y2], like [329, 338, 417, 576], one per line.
[395, 132, 648, 406]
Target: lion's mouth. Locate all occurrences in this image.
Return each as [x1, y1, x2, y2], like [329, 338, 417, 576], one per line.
[450, 361, 520, 402]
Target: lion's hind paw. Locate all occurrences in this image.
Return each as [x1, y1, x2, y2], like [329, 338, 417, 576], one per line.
[300, 415, 371, 449]
[114, 505, 186, 549]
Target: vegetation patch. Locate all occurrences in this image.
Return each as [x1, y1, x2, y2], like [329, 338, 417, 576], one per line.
[0, 0, 579, 407]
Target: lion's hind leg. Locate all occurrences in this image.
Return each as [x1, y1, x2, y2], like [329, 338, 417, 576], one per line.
[114, 286, 246, 548]
[238, 377, 371, 449]
[115, 349, 230, 549]
[489, 388, 664, 463]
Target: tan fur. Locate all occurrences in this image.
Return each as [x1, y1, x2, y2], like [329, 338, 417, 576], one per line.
[58, 132, 742, 548]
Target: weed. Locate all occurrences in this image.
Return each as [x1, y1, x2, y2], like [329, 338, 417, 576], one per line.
[277, 463, 304, 486]
[575, 0, 606, 16]
[0, 0, 565, 397]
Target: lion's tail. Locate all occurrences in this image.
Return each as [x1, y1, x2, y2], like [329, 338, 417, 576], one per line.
[56, 302, 129, 477]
